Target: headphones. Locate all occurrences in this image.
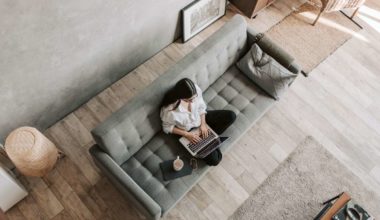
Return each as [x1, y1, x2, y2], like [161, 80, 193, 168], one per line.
[346, 202, 362, 220]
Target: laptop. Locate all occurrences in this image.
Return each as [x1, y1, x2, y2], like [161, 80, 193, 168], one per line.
[179, 126, 229, 158]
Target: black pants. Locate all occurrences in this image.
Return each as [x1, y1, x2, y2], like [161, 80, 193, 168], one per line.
[203, 110, 236, 166]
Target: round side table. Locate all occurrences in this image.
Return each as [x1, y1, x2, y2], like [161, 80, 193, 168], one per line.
[4, 127, 59, 177]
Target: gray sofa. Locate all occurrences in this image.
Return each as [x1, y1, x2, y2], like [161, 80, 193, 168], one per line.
[90, 15, 300, 219]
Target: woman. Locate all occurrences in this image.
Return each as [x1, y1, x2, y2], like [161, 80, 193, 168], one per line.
[160, 78, 236, 166]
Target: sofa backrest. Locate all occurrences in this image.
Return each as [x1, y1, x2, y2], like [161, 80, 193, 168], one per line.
[91, 15, 249, 164]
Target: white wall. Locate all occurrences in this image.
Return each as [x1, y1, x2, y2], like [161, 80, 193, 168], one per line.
[0, 0, 192, 141]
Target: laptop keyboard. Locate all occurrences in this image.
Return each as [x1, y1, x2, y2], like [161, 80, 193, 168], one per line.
[197, 139, 220, 158]
[188, 131, 217, 153]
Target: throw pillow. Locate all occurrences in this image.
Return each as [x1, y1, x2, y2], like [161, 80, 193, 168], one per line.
[236, 44, 297, 100]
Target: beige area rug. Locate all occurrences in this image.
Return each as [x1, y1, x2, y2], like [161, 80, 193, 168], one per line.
[229, 137, 380, 220]
[265, 2, 361, 74]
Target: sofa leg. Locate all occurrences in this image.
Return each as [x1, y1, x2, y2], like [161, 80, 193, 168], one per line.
[301, 70, 309, 77]
[339, 9, 363, 29]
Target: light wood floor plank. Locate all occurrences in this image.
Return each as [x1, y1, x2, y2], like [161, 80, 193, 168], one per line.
[20, 177, 64, 219]
[86, 97, 113, 122]
[209, 166, 249, 206]
[186, 185, 213, 211]
[93, 177, 143, 219]
[293, 77, 380, 166]
[265, 107, 307, 145]
[251, 115, 298, 154]
[97, 88, 125, 113]
[73, 105, 101, 131]
[235, 170, 260, 195]
[61, 113, 93, 148]
[283, 89, 375, 172]
[46, 122, 101, 186]
[171, 196, 207, 220]
[17, 193, 49, 220]
[236, 134, 279, 174]
[313, 67, 380, 135]
[4, 206, 25, 220]
[43, 168, 97, 220]
[109, 80, 135, 104]
[220, 153, 246, 179]
[198, 174, 240, 217]
[268, 143, 289, 163]
[203, 203, 228, 220]
[230, 142, 269, 184]
[50, 210, 76, 220]
[120, 71, 148, 94]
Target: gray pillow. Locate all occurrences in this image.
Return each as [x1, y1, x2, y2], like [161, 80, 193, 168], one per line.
[236, 44, 297, 100]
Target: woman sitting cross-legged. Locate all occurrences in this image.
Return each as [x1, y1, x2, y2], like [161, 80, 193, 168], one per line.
[160, 78, 236, 166]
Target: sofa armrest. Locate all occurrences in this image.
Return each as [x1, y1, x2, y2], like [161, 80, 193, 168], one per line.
[89, 145, 161, 220]
[247, 27, 301, 74]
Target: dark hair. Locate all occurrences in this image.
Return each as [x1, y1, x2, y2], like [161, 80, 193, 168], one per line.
[161, 78, 197, 109]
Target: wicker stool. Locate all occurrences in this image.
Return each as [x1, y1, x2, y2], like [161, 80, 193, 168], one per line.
[4, 127, 58, 177]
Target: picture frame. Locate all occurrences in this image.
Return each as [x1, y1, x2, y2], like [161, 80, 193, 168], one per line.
[181, 0, 227, 43]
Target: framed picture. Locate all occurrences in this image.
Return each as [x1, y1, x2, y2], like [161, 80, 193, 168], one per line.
[182, 0, 226, 42]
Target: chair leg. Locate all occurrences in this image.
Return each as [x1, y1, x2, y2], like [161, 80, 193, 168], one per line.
[312, 11, 323, 26]
[339, 9, 363, 29]
[351, 7, 360, 18]
[306, 0, 322, 8]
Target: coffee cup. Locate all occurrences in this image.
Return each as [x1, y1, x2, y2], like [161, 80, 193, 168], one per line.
[173, 156, 184, 171]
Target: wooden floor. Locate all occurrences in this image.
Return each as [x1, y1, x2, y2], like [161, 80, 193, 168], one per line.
[5, 0, 380, 219]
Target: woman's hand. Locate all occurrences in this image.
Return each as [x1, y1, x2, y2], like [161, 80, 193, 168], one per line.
[184, 132, 202, 144]
[200, 124, 210, 138]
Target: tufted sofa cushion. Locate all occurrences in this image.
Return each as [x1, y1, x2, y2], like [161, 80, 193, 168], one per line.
[120, 132, 209, 214]
[92, 15, 249, 165]
[119, 65, 275, 214]
[204, 65, 275, 145]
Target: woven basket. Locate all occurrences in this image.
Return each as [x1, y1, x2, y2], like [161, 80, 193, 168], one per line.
[4, 127, 58, 177]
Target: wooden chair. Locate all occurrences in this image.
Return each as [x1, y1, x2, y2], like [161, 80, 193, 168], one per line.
[312, 0, 366, 26]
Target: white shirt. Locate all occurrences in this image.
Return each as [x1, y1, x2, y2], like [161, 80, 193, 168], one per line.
[160, 84, 207, 134]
